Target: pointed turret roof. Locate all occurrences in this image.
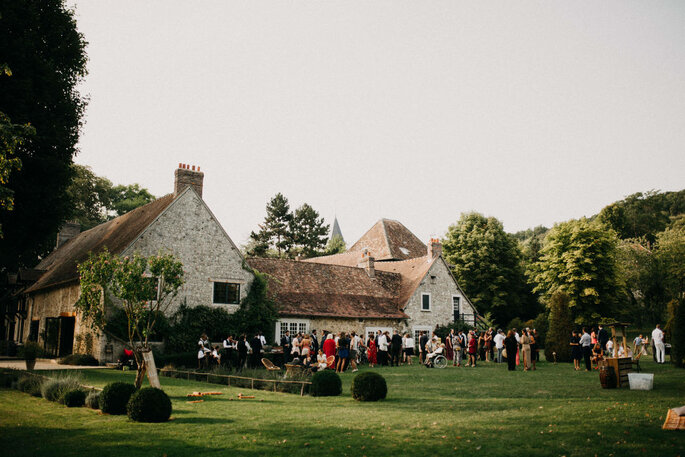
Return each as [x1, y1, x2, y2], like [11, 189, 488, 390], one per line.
[331, 217, 344, 242]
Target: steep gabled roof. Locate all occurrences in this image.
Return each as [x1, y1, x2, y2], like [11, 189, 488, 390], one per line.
[373, 256, 437, 309]
[348, 219, 426, 261]
[25, 194, 176, 294]
[246, 258, 407, 319]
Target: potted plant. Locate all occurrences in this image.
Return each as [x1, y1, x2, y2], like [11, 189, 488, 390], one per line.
[19, 341, 42, 371]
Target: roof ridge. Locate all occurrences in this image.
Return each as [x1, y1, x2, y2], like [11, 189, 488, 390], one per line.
[380, 219, 394, 258]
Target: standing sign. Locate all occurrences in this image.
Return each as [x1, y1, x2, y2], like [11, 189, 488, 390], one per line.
[142, 350, 161, 388]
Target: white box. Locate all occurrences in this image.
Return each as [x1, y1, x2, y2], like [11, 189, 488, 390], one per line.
[628, 373, 654, 391]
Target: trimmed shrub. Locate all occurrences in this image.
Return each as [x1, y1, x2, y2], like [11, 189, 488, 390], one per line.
[85, 391, 101, 409]
[59, 353, 99, 366]
[351, 372, 387, 402]
[62, 389, 86, 407]
[18, 376, 43, 397]
[100, 382, 137, 415]
[310, 370, 342, 397]
[127, 387, 172, 422]
[41, 376, 81, 402]
[544, 291, 573, 363]
[0, 370, 19, 388]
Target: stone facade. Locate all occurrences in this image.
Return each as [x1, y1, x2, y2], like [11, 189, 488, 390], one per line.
[402, 258, 475, 333]
[274, 316, 403, 344]
[124, 188, 253, 315]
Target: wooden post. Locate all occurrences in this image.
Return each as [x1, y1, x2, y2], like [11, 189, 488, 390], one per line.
[300, 382, 305, 396]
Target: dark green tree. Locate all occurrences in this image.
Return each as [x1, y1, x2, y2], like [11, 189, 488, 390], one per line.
[231, 270, 279, 342]
[0, 111, 34, 236]
[443, 212, 538, 326]
[0, 0, 88, 271]
[544, 291, 573, 362]
[325, 235, 346, 255]
[66, 164, 156, 230]
[656, 225, 685, 367]
[249, 193, 293, 258]
[532, 218, 621, 323]
[290, 203, 329, 258]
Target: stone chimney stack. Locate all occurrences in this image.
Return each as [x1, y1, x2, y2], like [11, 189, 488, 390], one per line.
[56, 221, 81, 248]
[358, 250, 375, 278]
[174, 163, 204, 198]
[428, 238, 442, 258]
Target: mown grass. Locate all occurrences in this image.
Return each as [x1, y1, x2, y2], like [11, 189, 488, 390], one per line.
[1, 359, 683, 457]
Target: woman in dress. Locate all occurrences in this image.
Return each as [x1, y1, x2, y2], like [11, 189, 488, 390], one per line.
[570, 330, 582, 371]
[336, 332, 350, 373]
[301, 334, 311, 357]
[291, 332, 301, 359]
[445, 330, 454, 362]
[520, 329, 531, 371]
[504, 330, 518, 371]
[468, 331, 478, 367]
[484, 329, 493, 362]
[477, 331, 486, 362]
[323, 333, 336, 359]
[402, 333, 415, 365]
[367, 334, 377, 368]
[316, 349, 328, 371]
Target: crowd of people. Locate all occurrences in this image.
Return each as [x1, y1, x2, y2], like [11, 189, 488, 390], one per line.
[195, 323, 668, 373]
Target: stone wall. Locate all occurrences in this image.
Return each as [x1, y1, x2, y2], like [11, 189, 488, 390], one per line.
[403, 258, 476, 332]
[125, 189, 254, 315]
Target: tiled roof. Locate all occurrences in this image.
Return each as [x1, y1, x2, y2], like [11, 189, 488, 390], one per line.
[246, 258, 407, 319]
[25, 194, 175, 293]
[374, 256, 437, 308]
[348, 219, 427, 261]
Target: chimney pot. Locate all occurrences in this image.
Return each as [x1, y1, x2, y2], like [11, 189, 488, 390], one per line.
[174, 164, 205, 198]
[428, 238, 442, 258]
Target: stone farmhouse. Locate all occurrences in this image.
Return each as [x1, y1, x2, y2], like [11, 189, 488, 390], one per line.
[9, 165, 252, 360]
[251, 219, 478, 343]
[4, 166, 477, 360]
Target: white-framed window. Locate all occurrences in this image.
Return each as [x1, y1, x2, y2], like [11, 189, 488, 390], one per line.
[421, 293, 431, 311]
[275, 319, 310, 342]
[365, 327, 392, 341]
[413, 326, 432, 349]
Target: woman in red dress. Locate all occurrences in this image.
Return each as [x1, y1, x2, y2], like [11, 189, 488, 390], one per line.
[367, 335, 377, 368]
[323, 334, 336, 359]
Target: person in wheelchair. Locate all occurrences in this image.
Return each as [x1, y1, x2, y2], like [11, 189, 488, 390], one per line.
[425, 343, 445, 368]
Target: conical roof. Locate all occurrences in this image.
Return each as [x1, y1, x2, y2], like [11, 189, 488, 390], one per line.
[331, 217, 344, 242]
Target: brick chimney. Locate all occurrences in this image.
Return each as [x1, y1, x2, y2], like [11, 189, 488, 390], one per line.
[358, 250, 375, 278]
[56, 221, 81, 248]
[428, 238, 442, 258]
[174, 163, 204, 198]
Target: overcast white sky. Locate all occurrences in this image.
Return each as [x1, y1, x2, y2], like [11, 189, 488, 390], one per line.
[68, 1, 685, 246]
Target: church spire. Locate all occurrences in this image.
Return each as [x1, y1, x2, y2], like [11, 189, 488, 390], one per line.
[331, 216, 344, 243]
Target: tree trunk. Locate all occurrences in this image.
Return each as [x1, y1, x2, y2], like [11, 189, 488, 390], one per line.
[134, 357, 147, 388]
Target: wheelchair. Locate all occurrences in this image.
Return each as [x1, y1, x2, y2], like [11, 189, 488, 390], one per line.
[425, 354, 447, 369]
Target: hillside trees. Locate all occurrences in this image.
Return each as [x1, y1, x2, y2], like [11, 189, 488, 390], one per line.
[443, 212, 539, 326]
[66, 164, 155, 230]
[0, 0, 88, 271]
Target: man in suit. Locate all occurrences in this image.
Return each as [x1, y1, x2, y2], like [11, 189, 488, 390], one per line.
[281, 330, 291, 364]
[597, 324, 609, 351]
[310, 329, 319, 354]
[390, 329, 402, 366]
[250, 333, 263, 368]
[419, 331, 429, 364]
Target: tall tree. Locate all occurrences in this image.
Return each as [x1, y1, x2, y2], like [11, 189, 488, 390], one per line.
[656, 224, 685, 367]
[443, 212, 537, 326]
[290, 203, 329, 258]
[532, 218, 621, 323]
[544, 291, 573, 362]
[249, 193, 293, 258]
[0, 0, 88, 271]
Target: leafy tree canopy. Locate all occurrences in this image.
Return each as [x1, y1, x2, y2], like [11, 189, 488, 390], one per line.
[66, 164, 155, 230]
[532, 218, 621, 323]
[0, 0, 88, 271]
[0, 111, 34, 236]
[443, 212, 538, 326]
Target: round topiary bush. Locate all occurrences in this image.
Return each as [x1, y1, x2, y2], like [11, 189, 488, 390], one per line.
[100, 382, 137, 415]
[126, 387, 172, 423]
[351, 372, 387, 401]
[62, 389, 86, 407]
[310, 370, 342, 397]
[17, 376, 43, 397]
[85, 391, 101, 409]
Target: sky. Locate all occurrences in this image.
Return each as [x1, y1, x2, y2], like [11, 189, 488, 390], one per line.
[68, 1, 685, 247]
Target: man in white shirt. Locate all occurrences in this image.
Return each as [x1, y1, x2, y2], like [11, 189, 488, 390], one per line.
[605, 339, 614, 357]
[377, 331, 389, 366]
[514, 329, 520, 344]
[494, 330, 505, 363]
[652, 324, 665, 364]
[259, 331, 267, 347]
[579, 327, 593, 371]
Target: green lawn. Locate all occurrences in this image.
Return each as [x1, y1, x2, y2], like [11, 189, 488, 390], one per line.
[1, 360, 683, 457]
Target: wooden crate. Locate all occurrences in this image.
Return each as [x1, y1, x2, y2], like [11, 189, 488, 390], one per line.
[605, 357, 632, 387]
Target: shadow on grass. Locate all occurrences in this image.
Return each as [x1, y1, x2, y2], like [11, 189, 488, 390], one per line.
[169, 417, 234, 425]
